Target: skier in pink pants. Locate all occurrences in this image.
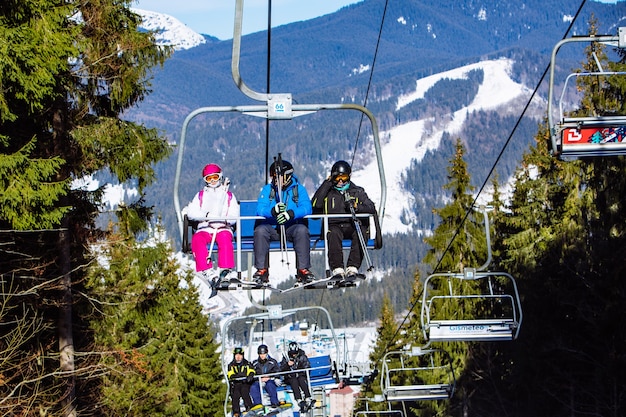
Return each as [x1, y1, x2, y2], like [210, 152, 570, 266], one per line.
[183, 163, 239, 297]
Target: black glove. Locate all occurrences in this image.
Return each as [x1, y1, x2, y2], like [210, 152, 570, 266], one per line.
[246, 374, 255, 383]
[344, 194, 356, 211]
[277, 209, 294, 224]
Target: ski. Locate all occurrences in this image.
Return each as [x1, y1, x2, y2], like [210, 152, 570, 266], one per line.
[243, 402, 292, 417]
[219, 277, 282, 293]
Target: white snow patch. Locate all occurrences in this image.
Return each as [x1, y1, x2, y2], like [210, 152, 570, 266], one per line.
[352, 58, 531, 235]
[133, 8, 206, 50]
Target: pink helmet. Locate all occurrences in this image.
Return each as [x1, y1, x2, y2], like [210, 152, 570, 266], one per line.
[202, 163, 222, 177]
[202, 163, 223, 187]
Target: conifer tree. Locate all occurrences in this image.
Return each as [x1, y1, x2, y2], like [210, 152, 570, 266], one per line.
[86, 227, 225, 416]
[420, 138, 486, 417]
[0, 1, 172, 414]
[491, 19, 626, 416]
[358, 292, 401, 412]
[423, 138, 484, 271]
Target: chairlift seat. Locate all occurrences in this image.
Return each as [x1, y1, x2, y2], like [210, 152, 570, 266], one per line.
[427, 318, 517, 342]
[183, 200, 381, 253]
[384, 383, 452, 401]
[237, 200, 380, 252]
[308, 355, 337, 387]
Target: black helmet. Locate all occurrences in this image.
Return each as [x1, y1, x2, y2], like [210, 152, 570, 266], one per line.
[269, 160, 294, 177]
[288, 341, 299, 355]
[258, 344, 269, 354]
[331, 160, 351, 179]
[270, 159, 294, 187]
[233, 347, 244, 356]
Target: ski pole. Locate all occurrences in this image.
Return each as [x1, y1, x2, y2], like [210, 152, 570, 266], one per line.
[343, 191, 374, 271]
[274, 154, 289, 266]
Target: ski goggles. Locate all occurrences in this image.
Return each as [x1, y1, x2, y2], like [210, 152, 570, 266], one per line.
[272, 172, 292, 183]
[334, 173, 350, 183]
[204, 173, 222, 182]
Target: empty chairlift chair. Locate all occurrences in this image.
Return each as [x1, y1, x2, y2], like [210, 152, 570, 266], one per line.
[420, 268, 522, 342]
[548, 27, 626, 158]
[420, 206, 523, 342]
[381, 347, 455, 402]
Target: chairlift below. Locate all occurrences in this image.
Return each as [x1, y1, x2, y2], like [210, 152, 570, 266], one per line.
[421, 269, 522, 342]
[380, 347, 455, 402]
[420, 206, 523, 342]
[220, 305, 341, 416]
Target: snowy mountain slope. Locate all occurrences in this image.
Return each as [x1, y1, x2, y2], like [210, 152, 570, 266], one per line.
[132, 8, 206, 50]
[351, 58, 539, 235]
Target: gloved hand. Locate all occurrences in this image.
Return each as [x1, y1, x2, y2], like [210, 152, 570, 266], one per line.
[344, 195, 356, 211]
[276, 210, 294, 224]
[246, 374, 255, 383]
[272, 202, 286, 217]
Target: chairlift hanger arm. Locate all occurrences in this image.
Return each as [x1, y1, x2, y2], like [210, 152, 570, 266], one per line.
[230, 0, 386, 220]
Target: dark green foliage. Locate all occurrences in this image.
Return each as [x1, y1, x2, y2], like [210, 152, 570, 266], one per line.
[86, 230, 225, 416]
[0, 0, 174, 414]
[454, 23, 626, 416]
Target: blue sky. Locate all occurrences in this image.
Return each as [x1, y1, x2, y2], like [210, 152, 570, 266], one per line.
[133, 0, 363, 40]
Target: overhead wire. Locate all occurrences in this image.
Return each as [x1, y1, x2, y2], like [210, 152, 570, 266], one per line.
[260, 0, 273, 325]
[311, 0, 391, 309]
[350, 0, 390, 167]
[379, 0, 590, 358]
[264, 0, 273, 184]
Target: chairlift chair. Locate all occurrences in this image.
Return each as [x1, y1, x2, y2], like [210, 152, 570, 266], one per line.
[220, 305, 341, 416]
[173, 0, 386, 290]
[547, 27, 626, 158]
[420, 269, 523, 342]
[380, 347, 455, 402]
[420, 206, 523, 342]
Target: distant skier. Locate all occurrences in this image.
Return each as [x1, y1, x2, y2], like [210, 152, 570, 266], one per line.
[227, 347, 255, 417]
[280, 342, 315, 413]
[249, 344, 282, 415]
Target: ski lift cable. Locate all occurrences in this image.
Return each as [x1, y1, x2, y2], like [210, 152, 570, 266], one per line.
[350, 0, 390, 167]
[379, 0, 589, 358]
[264, 1, 272, 180]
